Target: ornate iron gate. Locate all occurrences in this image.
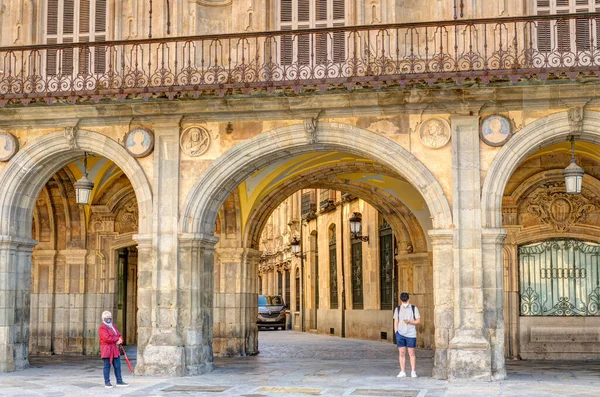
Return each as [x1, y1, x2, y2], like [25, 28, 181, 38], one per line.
[519, 239, 600, 316]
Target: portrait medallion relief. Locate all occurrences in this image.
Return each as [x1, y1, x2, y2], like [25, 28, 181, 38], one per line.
[419, 118, 451, 149]
[180, 126, 211, 156]
[124, 127, 155, 158]
[480, 114, 513, 147]
[0, 131, 19, 162]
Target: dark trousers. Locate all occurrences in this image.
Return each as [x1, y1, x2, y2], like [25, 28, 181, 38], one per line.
[103, 357, 123, 384]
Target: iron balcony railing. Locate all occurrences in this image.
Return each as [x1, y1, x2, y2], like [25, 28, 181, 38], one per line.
[1, 13, 600, 106]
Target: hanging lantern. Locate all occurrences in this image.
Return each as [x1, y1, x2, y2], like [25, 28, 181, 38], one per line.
[74, 153, 94, 205]
[563, 136, 584, 195]
[349, 212, 362, 235]
[290, 236, 300, 255]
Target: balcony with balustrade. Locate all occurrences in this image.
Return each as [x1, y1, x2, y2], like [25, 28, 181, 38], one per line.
[0, 12, 599, 106]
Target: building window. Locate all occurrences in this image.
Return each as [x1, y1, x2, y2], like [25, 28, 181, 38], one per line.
[379, 218, 393, 310]
[295, 268, 301, 311]
[535, 0, 599, 53]
[278, 271, 283, 297]
[285, 269, 291, 309]
[277, 0, 346, 65]
[519, 239, 600, 316]
[351, 238, 363, 309]
[329, 225, 338, 309]
[259, 276, 263, 294]
[45, 0, 108, 75]
[319, 189, 336, 211]
[301, 190, 317, 220]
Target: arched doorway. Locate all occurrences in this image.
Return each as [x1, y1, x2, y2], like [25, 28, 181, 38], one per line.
[0, 129, 152, 372]
[482, 110, 600, 361]
[179, 123, 454, 378]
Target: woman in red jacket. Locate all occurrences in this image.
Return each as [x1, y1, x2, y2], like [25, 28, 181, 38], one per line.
[99, 311, 129, 388]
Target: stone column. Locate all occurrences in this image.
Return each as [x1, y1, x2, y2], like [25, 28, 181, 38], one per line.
[134, 116, 184, 376]
[482, 228, 507, 380]
[178, 234, 218, 375]
[503, 236, 519, 360]
[213, 247, 261, 357]
[0, 236, 36, 372]
[428, 229, 454, 380]
[448, 115, 491, 380]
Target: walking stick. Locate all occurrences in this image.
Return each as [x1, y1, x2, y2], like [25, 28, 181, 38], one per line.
[119, 345, 134, 375]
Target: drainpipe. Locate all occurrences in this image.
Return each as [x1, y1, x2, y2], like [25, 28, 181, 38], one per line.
[339, 196, 346, 338]
[300, 206, 306, 333]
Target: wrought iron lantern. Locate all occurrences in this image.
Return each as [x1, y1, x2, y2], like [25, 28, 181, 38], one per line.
[290, 236, 300, 255]
[290, 236, 306, 258]
[349, 212, 369, 242]
[74, 153, 94, 205]
[563, 136, 584, 195]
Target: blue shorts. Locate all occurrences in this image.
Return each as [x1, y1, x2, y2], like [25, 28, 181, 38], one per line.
[396, 332, 417, 348]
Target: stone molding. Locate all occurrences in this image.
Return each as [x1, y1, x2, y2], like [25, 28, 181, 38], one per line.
[482, 110, 600, 229]
[180, 122, 453, 239]
[0, 128, 153, 239]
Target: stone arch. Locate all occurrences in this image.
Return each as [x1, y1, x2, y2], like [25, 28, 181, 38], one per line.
[482, 110, 600, 228]
[243, 180, 426, 255]
[0, 128, 152, 238]
[180, 122, 452, 236]
[0, 128, 152, 372]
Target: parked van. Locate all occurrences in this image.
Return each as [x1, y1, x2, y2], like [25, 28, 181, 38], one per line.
[257, 295, 286, 330]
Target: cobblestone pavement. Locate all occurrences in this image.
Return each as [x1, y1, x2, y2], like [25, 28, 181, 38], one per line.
[1, 330, 599, 396]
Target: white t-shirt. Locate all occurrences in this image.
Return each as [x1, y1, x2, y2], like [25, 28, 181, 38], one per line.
[393, 304, 420, 338]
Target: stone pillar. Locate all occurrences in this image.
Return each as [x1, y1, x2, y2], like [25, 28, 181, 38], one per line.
[448, 115, 491, 380]
[133, 234, 154, 373]
[134, 116, 184, 376]
[482, 228, 507, 380]
[178, 234, 218, 375]
[503, 237, 519, 360]
[428, 229, 454, 380]
[213, 247, 261, 357]
[0, 236, 36, 372]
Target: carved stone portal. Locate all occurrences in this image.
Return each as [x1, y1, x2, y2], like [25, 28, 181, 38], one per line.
[526, 184, 595, 232]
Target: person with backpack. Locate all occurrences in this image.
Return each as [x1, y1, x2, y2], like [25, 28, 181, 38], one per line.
[393, 292, 421, 378]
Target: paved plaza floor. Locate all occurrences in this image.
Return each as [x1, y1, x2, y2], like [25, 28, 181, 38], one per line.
[1, 330, 599, 396]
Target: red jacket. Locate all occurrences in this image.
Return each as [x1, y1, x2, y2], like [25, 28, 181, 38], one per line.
[99, 323, 122, 363]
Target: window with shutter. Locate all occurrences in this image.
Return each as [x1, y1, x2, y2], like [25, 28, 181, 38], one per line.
[44, 0, 108, 76]
[535, 0, 597, 54]
[277, 0, 347, 66]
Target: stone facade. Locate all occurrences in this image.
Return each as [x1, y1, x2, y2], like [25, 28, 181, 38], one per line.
[0, 0, 599, 382]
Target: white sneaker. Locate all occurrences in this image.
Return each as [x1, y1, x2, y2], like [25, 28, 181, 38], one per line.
[411, 371, 417, 378]
[397, 371, 406, 378]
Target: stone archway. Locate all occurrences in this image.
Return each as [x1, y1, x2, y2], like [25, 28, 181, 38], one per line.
[481, 111, 600, 364]
[0, 128, 152, 372]
[179, 122, 454, 378]
[481, 110, 591, 228]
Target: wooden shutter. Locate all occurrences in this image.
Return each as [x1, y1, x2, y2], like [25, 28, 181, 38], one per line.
[93, 0, 107, 73]
[332, 0, 345, 63]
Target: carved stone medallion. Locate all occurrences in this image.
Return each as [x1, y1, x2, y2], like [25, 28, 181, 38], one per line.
[527, 187, 595, 232]
[480, 114, 512, 147]
[419, 118, 451, 149]
[180, 126, 211, 156]
[0, 131, 18, 162]
[124, 127, 155, 158]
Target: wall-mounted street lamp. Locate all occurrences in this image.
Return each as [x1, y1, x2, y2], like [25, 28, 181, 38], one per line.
[74, 152, 94, 205]
[290, 236, 307, 259]
[563, 136, 584, 195]
[349, 212, 369, 242]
